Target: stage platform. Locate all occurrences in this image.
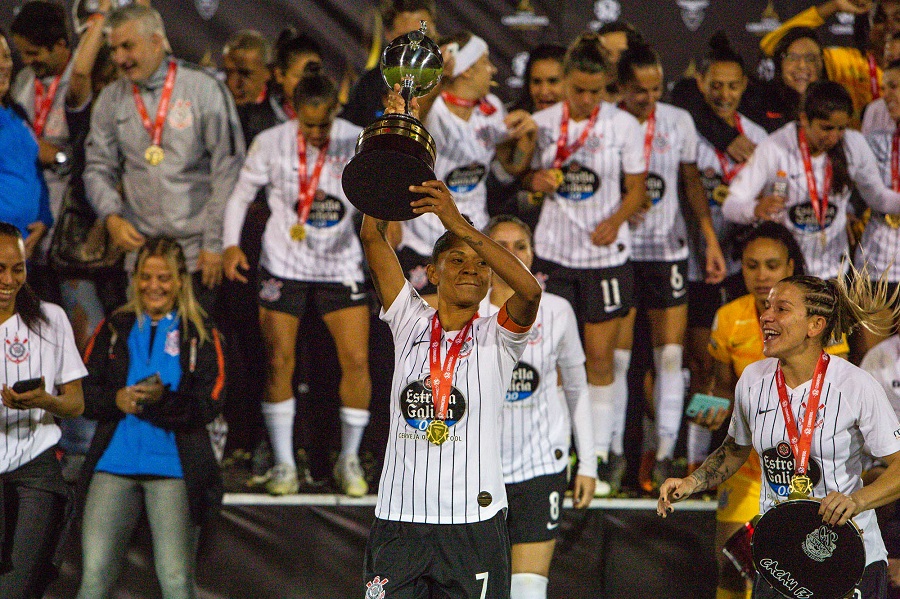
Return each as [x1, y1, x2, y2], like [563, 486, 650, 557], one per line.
[47, 494, 720, 599]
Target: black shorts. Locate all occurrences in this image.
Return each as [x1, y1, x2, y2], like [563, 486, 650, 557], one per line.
[256, 268, 367, 317]
[397, 247, 436, 296]
[632, 260, 689, 310]
[753, 559, 886, 599]
[687, 273, 747, 328]
[505, 469, 568, 545]
[364, 510, 510, 599]
[532, 257, 634, 323]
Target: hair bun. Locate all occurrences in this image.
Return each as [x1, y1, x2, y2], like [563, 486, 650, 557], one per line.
[709, 31, 731, 53]
[276, 26, 299, 49]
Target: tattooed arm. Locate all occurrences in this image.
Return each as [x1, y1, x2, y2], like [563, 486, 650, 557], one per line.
[360, 215, 407, 310]
[657, 435, 752, 517]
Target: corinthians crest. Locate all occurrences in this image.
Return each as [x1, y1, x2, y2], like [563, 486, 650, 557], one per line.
[802, 525, 838, 562]
[677, 0, 709, 31]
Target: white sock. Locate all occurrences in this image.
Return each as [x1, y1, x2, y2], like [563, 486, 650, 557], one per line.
[262, 399, 296, 469]
[511, 573, 549, 599]
[654, 344, 685, 461]
[590, 383, 614, 461]
[687, 421, 712, 465]
[610, 349, 631, 455]
[340, 406, 370, 457]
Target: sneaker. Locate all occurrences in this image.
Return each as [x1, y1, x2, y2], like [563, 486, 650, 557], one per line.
[334, 454, 368, 497]
[594, 456, 613, 497]
[265, 464, 299, 496]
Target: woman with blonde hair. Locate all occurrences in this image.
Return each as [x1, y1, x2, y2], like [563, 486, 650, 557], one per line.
[77, 237, 225, 599]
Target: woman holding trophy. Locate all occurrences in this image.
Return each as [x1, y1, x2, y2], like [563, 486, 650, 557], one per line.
[222, 65, 372, 498]
[658, 271, 900, 599]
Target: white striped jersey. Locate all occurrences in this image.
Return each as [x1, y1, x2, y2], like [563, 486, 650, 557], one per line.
[399, 95, 508, 257]
[689, 114, 769, 282]
[856, 128, 900, 282]
[222, 118, 365, 283]
[860, 335, 900, 420]
[0, 303, 87, 475]
[531, 101, 646, 269]
[377, 282, 530, 524]
[729, 356, 900, 566]
[723, 122, 900, 279]
[479, 293, 594, 484]
[630, 103, 697, 262]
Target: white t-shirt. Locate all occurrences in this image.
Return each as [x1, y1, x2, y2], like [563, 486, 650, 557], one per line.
[723, 121, 900, 279]
[729, 356, 900, 565]
[856, 127, 900, 282]
[532, 101, 646, 269]
[376, 282, 530, 524]
[399, 95, 508, 257]
[222, 118, 364, 283]
[630, 102, 697, 262]
[690, 113, 769, 282]
[0, 303, 88, 474]
[860, 335, 900, 419]
[479, 292, 593, 483]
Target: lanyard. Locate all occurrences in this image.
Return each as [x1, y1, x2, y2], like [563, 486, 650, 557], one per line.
[892, 128, 900, 192]
[715, 114, 746, 183]
[295, 128, 329, 225]
[441, 90, 497, 115]
[32, 72, 63, 138]
[131, 60, 178, 147]
[868, 53, 881, 101]
[553, 102, 600, 168]
[797, 127, 832, 231]
[283, 101, 296, 120]
[775, 352, 830, 476]
[429, 312, 476, 421]
[642, 109, 657, 170]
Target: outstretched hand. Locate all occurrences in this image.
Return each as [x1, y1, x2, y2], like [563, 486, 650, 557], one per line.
[409, 180, 467, 232]
[657, 476, 699, 518]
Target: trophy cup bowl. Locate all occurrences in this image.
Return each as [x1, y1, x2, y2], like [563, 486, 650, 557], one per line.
[342, 23, 443, 221]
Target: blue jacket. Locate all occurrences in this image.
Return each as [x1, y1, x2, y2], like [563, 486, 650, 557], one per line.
[0, 103, 53, 237]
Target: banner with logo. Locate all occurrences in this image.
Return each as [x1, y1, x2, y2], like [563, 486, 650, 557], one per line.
[0, 1, 858, 104]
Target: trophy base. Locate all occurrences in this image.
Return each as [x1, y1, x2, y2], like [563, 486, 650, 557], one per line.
[342, 113, 437, 222]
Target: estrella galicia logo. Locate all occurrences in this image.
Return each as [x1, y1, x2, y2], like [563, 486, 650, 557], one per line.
[646, 172, 666, 205]
[789, 202, 837, 233]
[762, 441, 822, 498]
[446, 163, 487, 193]
[400, 378, 467, 431]
[558, 162, 600, 201]
[506, 362, 540, 402]
[298, 192, 346, 228]
[700, 167, 724, 206]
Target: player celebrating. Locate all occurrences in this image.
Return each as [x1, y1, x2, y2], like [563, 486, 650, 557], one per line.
[223, 66, 371, 497]
[660, 270, 900, 598]
[481, 215, 595, 599]
[360, 178, 541, 598]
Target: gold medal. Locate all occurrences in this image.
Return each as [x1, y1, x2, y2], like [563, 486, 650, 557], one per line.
[549, 168, 565, 187]
[788, 474, 813, 499]
[145, 145, 164, 166]
[885, 213, 900, 229]
[290, 223, 306, 242]
[713, 184, 729, 205]
[425, 420, 449, 445]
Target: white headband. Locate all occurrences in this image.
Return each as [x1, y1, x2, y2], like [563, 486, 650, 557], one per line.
[448, 35, 489, 78]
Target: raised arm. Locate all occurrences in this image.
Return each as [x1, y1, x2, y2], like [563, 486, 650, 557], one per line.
[66, 0, 110, 109]
[360, 215, 407, 311]
[410, 180, 542, 327]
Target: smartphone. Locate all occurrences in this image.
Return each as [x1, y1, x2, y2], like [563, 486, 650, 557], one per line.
[685, 393, 731, 418]
[12, 377, 43, 394]
[134, 373, 161, 386]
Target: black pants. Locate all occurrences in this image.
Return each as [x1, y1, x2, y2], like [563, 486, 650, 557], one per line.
[0, 450, 68, 599]
[753, 560, 887, 599]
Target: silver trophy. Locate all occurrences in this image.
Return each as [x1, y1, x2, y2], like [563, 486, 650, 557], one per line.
[342, 22, 443, 221]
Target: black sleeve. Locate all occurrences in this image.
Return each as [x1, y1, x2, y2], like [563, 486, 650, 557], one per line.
[82, 319, 124, 422]
[669, 77, 740, 152]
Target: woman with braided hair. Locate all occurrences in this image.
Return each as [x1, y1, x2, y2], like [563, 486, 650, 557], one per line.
[659, 268, 900, 598]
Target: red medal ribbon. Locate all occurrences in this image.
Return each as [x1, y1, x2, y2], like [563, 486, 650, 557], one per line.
[282, 101, 296, 120]
[131, 60, 178, 147]
[642, 109, 657, 170]
[33, 72, 63, 138]
[715, 114, 746, 183]
[295, 128, 329, 226]
[429, 312, 477, 421]
[797, 127, 832, 232]
[868, 52, 881, 100]
[892, 128, 900, 192]
[554, 102, 600, 169]
[775, 352, 830, 476]
[440, 90, 497, 115]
